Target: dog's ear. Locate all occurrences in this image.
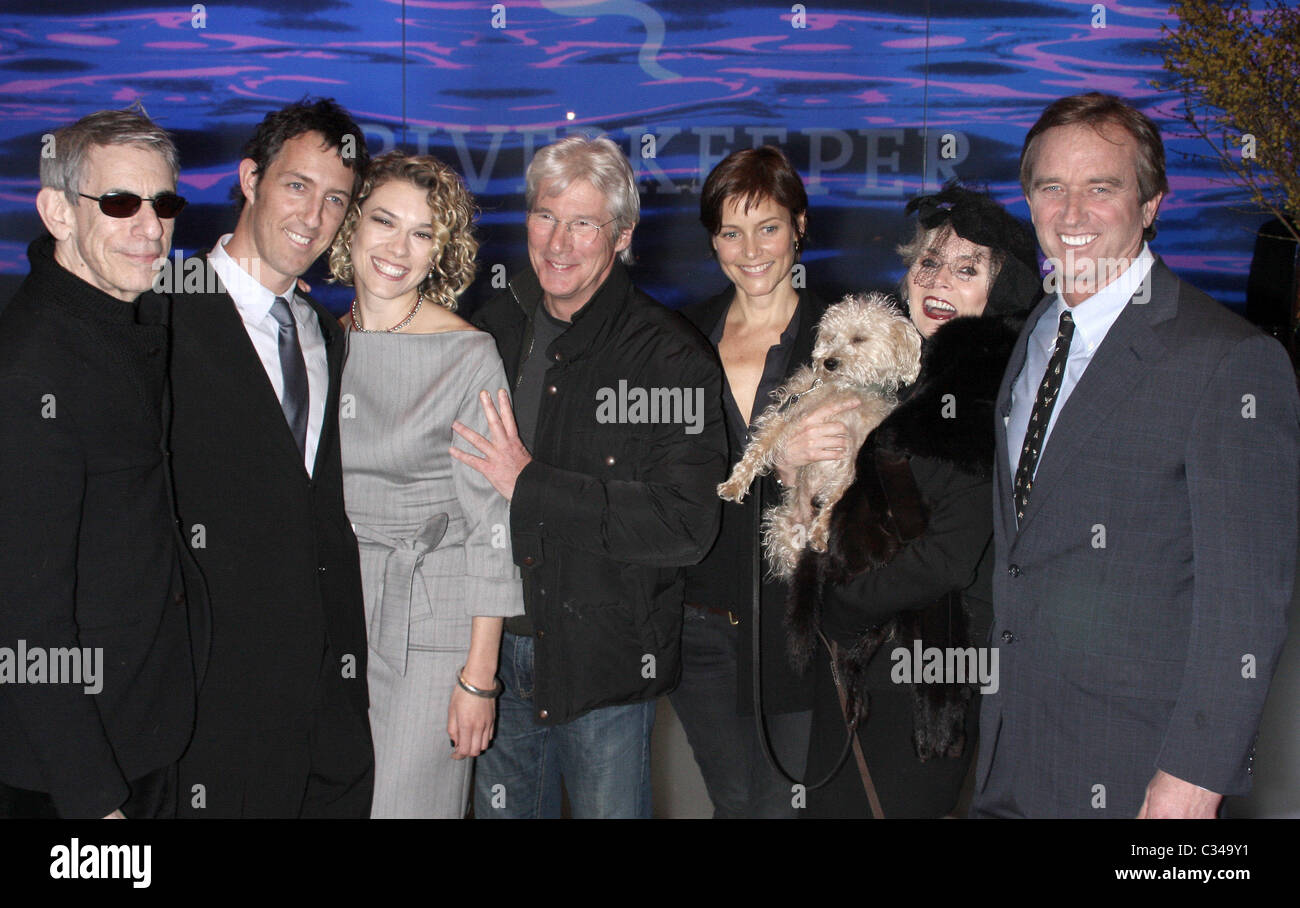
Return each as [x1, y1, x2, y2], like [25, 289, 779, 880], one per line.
[855, 296, 922, 389]
[889, 315, 924, 386]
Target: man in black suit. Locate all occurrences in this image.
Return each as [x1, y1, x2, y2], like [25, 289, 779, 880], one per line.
[168, 99, 374, 817]
[973, 93, 1299, 818]
[0, 109, 197, 818]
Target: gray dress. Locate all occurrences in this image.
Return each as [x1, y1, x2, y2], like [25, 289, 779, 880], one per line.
[340, 328, 523, 818]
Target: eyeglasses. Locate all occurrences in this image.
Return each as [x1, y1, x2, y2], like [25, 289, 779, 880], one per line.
[78, 191, 187, 219]
[526, 211, 615, 241]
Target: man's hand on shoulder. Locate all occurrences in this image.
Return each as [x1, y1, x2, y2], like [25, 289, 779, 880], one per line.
[1136, 769, 1222, 819]
[451, 389, 532, 502]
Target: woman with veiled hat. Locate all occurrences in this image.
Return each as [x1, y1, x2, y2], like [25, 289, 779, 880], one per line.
[787, 182, 1042, 818]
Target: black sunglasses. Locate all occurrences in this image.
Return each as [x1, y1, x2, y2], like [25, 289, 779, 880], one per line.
[78, 191, 187, 219]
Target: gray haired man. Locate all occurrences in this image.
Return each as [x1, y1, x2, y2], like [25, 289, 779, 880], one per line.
[461, 136, 727, 818]
[0, 108, 199, 818]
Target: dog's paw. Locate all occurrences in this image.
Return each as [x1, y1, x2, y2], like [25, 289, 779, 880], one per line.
[768, 547, 797, 579]
[717, 477, 748, 502]
[761, 534, 798, 579]
[807, 516, 831, 554]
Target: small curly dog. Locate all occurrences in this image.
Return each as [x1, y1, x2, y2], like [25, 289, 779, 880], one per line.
[717, 291, 923, 578]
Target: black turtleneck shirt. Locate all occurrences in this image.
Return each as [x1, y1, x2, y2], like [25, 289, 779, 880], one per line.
[0, 235, 195, 818]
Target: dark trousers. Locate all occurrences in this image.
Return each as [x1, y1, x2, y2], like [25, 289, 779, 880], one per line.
[805, 635, 978, 818]
[0, 762, 178, 819]
[668, 606, 811, 818]
[178, 642, 374, 818]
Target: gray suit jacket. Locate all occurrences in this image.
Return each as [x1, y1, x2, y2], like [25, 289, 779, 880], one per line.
[973, 257, 1299, 818]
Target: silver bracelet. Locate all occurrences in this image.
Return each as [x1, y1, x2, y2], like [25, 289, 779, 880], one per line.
[457, 668, 503, 699]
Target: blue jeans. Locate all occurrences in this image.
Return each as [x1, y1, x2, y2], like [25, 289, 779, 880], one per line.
[473, 631, 655, 819]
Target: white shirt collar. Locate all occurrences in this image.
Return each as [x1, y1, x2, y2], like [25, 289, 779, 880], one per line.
[208, 234, 297, 324]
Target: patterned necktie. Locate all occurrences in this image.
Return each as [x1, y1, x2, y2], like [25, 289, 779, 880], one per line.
[269, 295, 309, 458]
[1013, 310, 1074, 523]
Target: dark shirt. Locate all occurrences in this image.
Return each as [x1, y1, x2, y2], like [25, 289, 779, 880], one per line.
[683, 300, 801, 610]
[680, 286, 829, 715]
[506, 301, 569, 637]
[514, 304, 570, 450]
[710, 303, 801, 449]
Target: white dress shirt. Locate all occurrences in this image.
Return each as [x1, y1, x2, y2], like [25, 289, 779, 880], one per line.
[208, 234, 328, 475]
[1006, 244, 1156, 480]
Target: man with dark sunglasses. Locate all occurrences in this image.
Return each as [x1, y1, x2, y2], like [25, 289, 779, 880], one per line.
[0, 108, 200, 818]
[77, 189, 187, 219]
[167, 98, 375, 818]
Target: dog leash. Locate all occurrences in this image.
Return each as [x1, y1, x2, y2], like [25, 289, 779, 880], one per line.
[776, 377, 822, 414]
[823, 633, 886, 819]
[748, 480, 870, 803]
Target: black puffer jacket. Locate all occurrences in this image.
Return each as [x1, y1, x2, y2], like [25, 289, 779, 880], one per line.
[473, 262, 727, 724]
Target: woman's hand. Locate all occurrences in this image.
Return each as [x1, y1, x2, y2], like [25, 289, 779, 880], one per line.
[773, 398, 862, 487]
[449, 618, 505, 759]
[448, 683, 496, 760]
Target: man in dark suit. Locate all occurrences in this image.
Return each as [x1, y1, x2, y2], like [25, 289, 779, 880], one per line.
[0, 109, 197, 818]
[168, 99, 374, 817]
[973, 93, 1299, 818]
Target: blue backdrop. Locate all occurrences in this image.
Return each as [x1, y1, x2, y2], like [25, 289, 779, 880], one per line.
[0, 0, 1267, 313]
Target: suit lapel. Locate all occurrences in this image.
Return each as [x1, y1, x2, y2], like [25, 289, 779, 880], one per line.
[190, 259, 314, 477]
[1013, 260, 1177, 537]
[305, 295, 344, 478]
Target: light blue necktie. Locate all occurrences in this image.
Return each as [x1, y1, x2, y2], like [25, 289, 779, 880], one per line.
[269, 296, 309, 458]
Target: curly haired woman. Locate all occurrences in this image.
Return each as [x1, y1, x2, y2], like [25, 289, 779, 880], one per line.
[331, 151, 523, 817]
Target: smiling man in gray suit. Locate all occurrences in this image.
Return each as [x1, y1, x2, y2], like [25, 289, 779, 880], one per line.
[973, 93, 1299, 819]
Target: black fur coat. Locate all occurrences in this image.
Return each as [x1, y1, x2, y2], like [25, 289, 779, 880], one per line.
[787, 313, 1021, 762]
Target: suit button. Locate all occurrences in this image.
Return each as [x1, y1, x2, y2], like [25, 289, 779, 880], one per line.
[1007, 564, 1021, 577]
[174, 592, 186, 605]
[552, 350, 563, 362]
[1001, 630, 1015, 643]
[522, 556, 535, 566]
[546, 385, 557, 395]
[604, 455, 616, 467]
[318, 565, 327, 574]
[538, 709, 549, 720]
[536, 629, 545, 638]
